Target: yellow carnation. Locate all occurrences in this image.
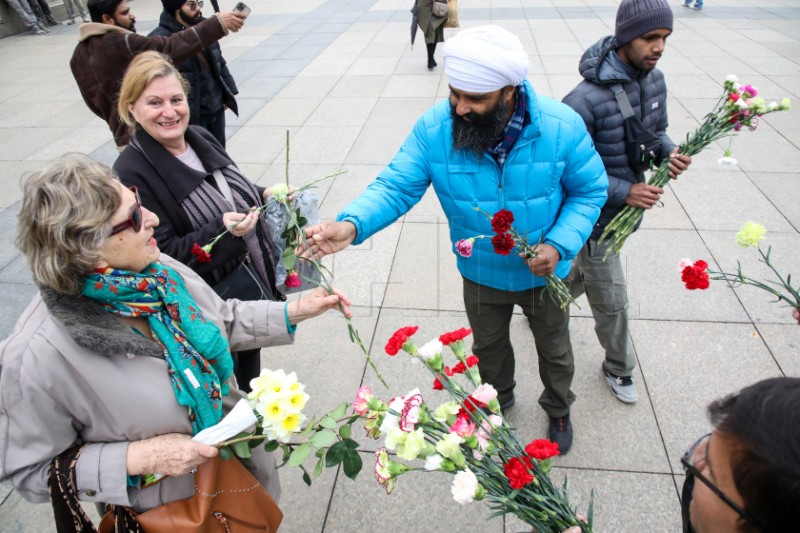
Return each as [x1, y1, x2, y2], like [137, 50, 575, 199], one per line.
[736, 221, 766, 248]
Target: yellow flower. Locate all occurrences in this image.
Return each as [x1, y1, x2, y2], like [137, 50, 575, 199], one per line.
[260, 399, 286, 423]
[287, 390, 309, 411]
[736, 221, 766, 248]
[280, 412, 304, 434]
[780, 97, 792, 111]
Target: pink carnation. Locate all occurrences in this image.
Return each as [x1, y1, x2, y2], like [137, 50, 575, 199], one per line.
[471, 383, 498, 404]
[353, 386, 373, 416]
[455, 239, 474, 258]
[285, 271, 302, 288]
[449, 414, 476, 438]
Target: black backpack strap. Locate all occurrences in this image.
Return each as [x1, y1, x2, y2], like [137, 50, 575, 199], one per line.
[611, 84, 634, 120]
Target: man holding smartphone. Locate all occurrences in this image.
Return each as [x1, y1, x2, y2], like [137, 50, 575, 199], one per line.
[150, 0, 240, 147]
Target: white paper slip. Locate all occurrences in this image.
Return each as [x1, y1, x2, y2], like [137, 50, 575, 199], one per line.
[193, 398, 258, 445]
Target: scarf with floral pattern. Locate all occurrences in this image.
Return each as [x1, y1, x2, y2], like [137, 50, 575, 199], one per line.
[82, 262, 233, 434]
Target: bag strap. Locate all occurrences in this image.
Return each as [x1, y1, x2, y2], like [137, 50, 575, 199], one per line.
[611, 83, 635, 120]
[49, 446, 98, 533]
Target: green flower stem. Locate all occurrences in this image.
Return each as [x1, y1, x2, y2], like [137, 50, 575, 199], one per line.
[281, 199, 388, 388]
[708, 245, 799, 311]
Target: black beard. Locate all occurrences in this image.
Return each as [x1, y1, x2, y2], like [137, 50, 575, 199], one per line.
[187, 12, 203, 25]
[450, 97, 510, 157]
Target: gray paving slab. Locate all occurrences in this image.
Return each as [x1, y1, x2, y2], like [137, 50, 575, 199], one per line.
[1, 0, 800, 531]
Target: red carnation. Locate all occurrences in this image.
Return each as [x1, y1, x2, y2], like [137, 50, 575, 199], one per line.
[491, 209, 515, 234]
[465, 355, 479, 367]
[432, 377, 444, 390]
[525, 439, 560, 460]
[504, 456, 534, 490]
[285, 271, 302, 288]
[458, 395, 486, 416]
[385, 325, 419, 356]
[491, 232, 515, 255]
[192, 243, 212, 263]
[681, 260, 710, 291]
[439, 327, 472, 345]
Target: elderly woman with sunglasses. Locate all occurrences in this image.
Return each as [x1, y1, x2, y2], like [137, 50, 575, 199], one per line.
[113, 51, 288, 392]
[0, 153, 349, 520]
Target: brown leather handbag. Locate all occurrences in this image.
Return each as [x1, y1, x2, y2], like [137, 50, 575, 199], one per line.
[51, 446, 283, 533]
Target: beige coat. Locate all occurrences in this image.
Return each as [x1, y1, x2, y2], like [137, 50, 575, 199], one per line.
[0, 255, 292, 511]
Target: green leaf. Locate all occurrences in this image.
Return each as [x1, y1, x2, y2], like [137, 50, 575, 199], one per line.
[302, 471, 311, 486]
[297, 216, 308, 228]
[281, 246, 297, 270]
[342, 438, 359, 450]
[288, 443, 312, 467]
[313, 458, 324, 479]
[219, 446, 233, 461]
[338, 424, 351, 440]
[329, 403, 348, 420]
[300, 417, 317, 436]
[248, 436, 266, 449]
[232, 440, 252, 459]
[310, 429, 337, 448]
[341, 449, 363, 480]
[319, 416, 336, 429]
[264, 440, 280, 452]
[325, 441, 348, 467]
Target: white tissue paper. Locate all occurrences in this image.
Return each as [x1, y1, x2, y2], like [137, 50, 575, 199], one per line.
[192, 398, 258, 445]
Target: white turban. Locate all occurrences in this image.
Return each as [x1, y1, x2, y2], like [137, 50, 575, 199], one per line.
[443, 26, 530, 93]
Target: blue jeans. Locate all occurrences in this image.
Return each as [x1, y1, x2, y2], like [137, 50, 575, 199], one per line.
[685, 0, 703, 7]
[4, 0, 37, 27]
[63, 0, 87, 18]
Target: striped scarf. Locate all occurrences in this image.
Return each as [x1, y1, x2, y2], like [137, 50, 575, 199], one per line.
[487, 83, 529, 169]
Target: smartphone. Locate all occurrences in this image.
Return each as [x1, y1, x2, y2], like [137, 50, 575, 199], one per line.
[233, 1, 251, 17]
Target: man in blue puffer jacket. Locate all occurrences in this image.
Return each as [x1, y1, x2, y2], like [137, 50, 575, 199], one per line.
[302, 26, 608, 453]
[563, 0, 691, 405]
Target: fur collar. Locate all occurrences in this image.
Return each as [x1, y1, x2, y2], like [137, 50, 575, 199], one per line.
[39, 286, 164, 360]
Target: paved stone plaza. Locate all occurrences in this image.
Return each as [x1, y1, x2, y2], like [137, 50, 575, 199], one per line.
[0, 0, 799, 531]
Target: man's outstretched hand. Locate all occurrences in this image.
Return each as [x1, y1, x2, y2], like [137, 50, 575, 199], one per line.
[298, 221, 357, 260]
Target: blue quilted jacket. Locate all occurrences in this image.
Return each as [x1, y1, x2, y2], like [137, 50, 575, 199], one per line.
[337, 80, 608, 292]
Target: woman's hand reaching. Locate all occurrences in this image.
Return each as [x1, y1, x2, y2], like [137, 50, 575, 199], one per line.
[126, 433, 218, 477]
[286, 286, 352, 325]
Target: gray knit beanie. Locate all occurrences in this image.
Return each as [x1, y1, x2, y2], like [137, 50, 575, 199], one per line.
[615, 0, 673, 46]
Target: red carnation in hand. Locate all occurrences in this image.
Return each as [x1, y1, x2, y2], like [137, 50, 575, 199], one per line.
[432, 376, 444, 390]
[681, 260, 710, 290]
[504, 456, 534, 489]
[491, 232, 515, 255]
[385, 326, 419, 356]
[439, 327, 472, 345]
[525, 439, 560, 460]
[465, 355, 479, 367]
[192, 243, 212, 263]
[491, 209, 515, 234]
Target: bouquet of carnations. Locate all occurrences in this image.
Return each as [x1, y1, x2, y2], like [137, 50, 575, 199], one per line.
[679, 221, 799, 316]
[354, 326, 592, 533]
[456, 208, 577, 310]
[198, 368, 363, 486]
[599, 75, 791, 256]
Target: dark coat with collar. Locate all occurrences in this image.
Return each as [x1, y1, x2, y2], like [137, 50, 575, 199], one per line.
[113, 126, 264, 285]
[149, 12, 239, 119]
[70, 19, 227, 147]
[563, 35, 677, 238]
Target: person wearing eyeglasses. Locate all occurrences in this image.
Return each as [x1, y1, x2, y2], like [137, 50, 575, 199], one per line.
[0, 153, 350, 528]
[563, 376, 800, 532]
[149, 0, 238, 147]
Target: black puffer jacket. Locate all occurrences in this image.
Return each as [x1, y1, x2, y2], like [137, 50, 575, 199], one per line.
[149, 12, 238, 119]
[563, 35, 676, 238]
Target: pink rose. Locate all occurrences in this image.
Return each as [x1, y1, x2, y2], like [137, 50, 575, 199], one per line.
[285, 270, 302, 288]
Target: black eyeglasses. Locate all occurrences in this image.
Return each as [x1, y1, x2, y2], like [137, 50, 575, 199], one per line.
[681, 433, 765, 531]
[186, 0, 203, 9]
[109, 186, 143, 236]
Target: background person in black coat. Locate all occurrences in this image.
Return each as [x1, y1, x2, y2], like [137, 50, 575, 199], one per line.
[150, 0, 239, 147]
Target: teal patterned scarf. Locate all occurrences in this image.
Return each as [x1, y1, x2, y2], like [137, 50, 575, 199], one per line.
[82, 262, 233, 434]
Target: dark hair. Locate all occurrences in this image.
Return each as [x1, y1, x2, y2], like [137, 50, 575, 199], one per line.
[87, 0, 124, 22]
[708, 377, 800, 532]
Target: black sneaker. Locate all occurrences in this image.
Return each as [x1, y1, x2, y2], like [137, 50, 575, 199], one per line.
[500, 394, 515, 415]
[548, 413, 573, 454]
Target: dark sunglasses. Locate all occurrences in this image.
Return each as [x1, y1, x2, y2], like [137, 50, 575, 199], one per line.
[186, 0, 204, 9]
[681, 433, 765, 531]
[109, 186, 143, 236]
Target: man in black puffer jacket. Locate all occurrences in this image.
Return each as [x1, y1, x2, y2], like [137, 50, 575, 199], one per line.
[150, 0, 239, 147]
[563, 0, 691, 404]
